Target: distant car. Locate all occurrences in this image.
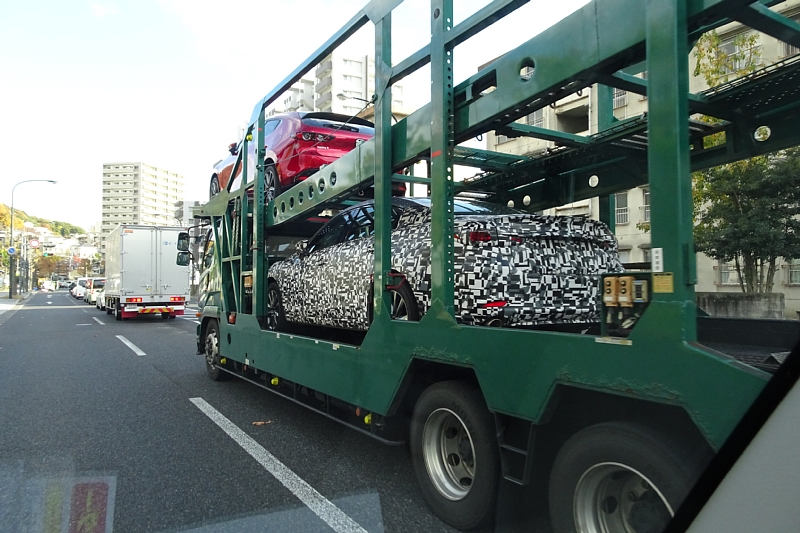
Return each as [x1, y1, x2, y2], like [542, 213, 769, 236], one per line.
[96, 289, 106, 311]
[210, 112, 375, 202]
[267, 197, 624, 332]
[85, 277, 106, 304]
[73, 277, 89, 299]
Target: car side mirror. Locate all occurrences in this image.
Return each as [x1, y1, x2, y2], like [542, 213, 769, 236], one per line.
[177, 232, 190, 251]
[176, 252, 191, 266]
[228, 142, 238, 155]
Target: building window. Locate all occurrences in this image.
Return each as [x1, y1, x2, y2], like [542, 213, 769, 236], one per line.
[526, 108, 544, 128]
[789, 259, 800, 284]
[642, 248, 652, 263]
[641, 188, 650, 222]
[613, 88, 627, 108]
[618, 249, 631, 263]
[615, 191, 629, 225]
[719, 32, 762, 75]
[719, 262, 741, 285]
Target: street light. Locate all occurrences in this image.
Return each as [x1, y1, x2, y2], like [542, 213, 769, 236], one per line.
[336, 92, 398, 123]
[8, 179, 57, 299]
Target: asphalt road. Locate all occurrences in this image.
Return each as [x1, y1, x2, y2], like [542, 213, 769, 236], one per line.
[0, 290, 548, 533]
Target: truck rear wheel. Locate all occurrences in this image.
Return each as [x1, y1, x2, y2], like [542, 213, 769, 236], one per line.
[549, 422, 705, 533]
[114, 300, 122, 321]
[410, 381, 500, 530]
[204, 320, 229, 381]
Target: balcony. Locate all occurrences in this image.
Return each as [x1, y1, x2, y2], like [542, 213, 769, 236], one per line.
[315, 59, 332, 78]
[315, 92, 333, 110]
[315, 76, 332, 93]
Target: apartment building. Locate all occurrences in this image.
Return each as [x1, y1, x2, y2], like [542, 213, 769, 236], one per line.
[101, 162, 185, 254]
[315, 51, 405, 115]
[487, 1, 800, 316]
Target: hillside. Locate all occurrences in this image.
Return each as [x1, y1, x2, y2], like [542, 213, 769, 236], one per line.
[0, 203, 85, 237]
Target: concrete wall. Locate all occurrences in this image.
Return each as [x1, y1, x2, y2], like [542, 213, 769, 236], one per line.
[697, 292, 786, 320]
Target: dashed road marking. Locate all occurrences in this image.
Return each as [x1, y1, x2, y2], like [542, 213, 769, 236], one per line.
[116, 335, 146, 356]
[190, 397, 368, 533]
[92, 317, 105, 325]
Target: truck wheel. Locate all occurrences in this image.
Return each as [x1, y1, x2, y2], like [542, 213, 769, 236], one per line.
[204, 320, 229, 381]
[106, 302, 113, 315]
[549, 422, 705, 533]
[114, 300, 122, 321]
[161, 313, 170, 319]
[266, 282, 286, 331]
[410, 381, 500, 530]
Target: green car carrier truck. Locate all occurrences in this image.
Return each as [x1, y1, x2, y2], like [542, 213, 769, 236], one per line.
[177, 0, 800, 531]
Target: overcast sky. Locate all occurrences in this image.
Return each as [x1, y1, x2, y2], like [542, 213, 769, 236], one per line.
[0, 0, 588, 230]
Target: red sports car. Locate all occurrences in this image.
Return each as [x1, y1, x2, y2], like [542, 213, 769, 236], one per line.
[210, 112, 375, 201]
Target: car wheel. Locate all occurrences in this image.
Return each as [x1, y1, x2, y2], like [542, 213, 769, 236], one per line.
[266, 282, 286, 331]
[549, 422, 709, 533]
[410, 381, 500, 530]
[369, 280, 420, 323]
[210, 175, 221, 198]
[204, 320, 229, 381]
[264, 163, 281, 203]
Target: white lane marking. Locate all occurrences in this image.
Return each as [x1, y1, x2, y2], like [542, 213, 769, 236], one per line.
[47, 302, 53, 305]
[116, 335, 146, 356]
[191, 320, 200, 324]
[190, 397, 368, 533]
[76, 324, 92, 326]
[92, 317, 105, 325]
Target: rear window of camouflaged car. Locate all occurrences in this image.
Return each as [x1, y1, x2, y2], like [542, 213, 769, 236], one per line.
[408, 197, 525, 215]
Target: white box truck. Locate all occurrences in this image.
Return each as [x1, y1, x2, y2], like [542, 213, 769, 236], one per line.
[104, 225, 191, 320]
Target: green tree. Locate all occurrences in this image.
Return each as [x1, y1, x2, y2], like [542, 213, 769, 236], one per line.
[694, 150, 800, 292]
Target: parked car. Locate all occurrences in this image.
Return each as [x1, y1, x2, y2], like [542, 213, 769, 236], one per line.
[84, 277, 106, 304]
[72, 277, 89, 299]
[267, 197, 624, 332]
[210, 112, 375, 201]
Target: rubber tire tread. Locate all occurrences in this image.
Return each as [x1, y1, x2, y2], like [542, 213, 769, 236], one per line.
[204, 320, 229, 381]
[410, 381, 500, 530]
[267, 282, 286, 331]
[549, 421, 708, 533]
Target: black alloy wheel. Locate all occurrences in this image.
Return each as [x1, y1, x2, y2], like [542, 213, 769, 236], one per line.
[264, 163, 281, 204]
[210, 175, 221, 198]
[266, 282, 286, 331]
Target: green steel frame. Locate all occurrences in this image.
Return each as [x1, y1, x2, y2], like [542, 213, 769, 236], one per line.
[194, 0, 800, 450]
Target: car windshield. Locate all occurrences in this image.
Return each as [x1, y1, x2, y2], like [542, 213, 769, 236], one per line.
[93, 280, 105, 288]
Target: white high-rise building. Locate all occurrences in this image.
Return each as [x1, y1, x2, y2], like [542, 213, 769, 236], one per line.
[315, 51, 405, 115]
[101, 162, 185, 254]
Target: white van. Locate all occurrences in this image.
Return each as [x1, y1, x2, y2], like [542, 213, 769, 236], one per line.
[73, 277, 89, 299]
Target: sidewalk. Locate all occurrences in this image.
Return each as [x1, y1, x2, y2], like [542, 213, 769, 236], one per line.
[0, 295, 26, 318]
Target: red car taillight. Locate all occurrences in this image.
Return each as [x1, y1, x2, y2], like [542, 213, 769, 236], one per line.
[468, 231, 493, 244]
[296, 132, 335, 142]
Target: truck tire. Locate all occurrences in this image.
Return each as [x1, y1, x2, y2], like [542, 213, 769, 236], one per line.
[106, 301, 113, 315]
[266, 282, 286, 331]
[549, 422, 705, 533]
[114, 300, 122, 321]
[410, 381, 500, 530]
[204, 320, 229, 381]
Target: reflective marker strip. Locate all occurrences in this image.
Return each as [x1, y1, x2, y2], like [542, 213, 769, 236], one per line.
[189, 397, 368, 533]
[116, 335, 146, 356]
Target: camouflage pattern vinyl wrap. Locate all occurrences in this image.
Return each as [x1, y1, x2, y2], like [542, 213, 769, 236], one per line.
[269, 201, 623, 331]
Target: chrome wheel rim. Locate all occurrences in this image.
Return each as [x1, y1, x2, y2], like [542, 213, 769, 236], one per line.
[204, 329, 219, 367]
[266, 287, 281, 330]
[574, 462, 673, 533]
[422, 408, 475, 501]
[265, 167, 277, 203]
[389, 290, 409, 320]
